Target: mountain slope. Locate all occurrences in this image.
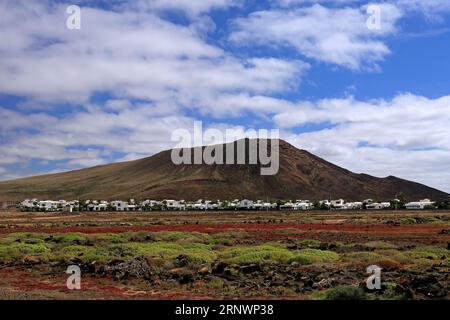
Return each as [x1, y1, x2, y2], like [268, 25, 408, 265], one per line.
[0, 139, 447, 201]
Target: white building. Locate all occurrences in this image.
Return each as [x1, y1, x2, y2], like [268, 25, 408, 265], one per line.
[344, 202, 363, 210]
[294, 200, 312, 210]
[366, 202, 383, 210]
[111, 200, 128, 211]
[331, 199, 345, 209]
[20, 199, 37, 211]
[280, 202, 295, 210]
[380, 202, 391, 209]
[319, 200, 331, 208]
[237, 199, 254, 210]
[164, 199, 186, 210]
[38, 200, 58, 212]
[405, 199, 435, 210]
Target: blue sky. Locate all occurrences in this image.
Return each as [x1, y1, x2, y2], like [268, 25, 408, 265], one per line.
[1, 0, 450, 192]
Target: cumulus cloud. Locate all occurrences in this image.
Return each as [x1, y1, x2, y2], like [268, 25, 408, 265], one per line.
[0, 103, 196, 168]
[278, 0, 450, 13]
[0, 1, 306, 106]
[116, 0, 241, 16]
[229, 4, 402, 70]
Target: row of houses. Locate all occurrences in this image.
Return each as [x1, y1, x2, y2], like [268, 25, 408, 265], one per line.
[318, 199, 392, 210]
[18, 198, 437, 212]
[320, 198, 435, 210]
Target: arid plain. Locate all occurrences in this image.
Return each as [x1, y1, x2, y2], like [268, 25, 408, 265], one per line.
[0, 209, 448, 300]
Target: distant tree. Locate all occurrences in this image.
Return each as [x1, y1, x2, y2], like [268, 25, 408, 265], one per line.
[276, 200, 284, 210]
[310, 200, 329, 210]
[436, 201, 449, 210]
[151, 204, 162, 211]
[391, 194, 406, 210]
[312, 201, 321, 210]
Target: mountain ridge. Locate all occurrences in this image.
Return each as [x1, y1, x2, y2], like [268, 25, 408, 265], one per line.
[0, 139, 447, 202]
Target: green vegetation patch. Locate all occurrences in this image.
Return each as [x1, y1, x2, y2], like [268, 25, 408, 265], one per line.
[220, 245, 339, 265]
[325, 286, 367, 300]
[219, 245, 293, 264]
[54, 233, 87, 243]
[364, 241, 397, 250]
[405, 246, 448, 261]
[289, 249, 339, 265]
[55, 245, 111, 263]
[343, 251, 383, 264]
[0, 242, 51, 262]
[119, 242, 216, 263]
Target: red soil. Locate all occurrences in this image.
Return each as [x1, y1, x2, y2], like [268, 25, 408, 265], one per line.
[0, 222, 447, 235]
[0, 267, 213, 299]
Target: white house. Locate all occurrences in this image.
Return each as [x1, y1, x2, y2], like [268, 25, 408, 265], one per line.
[111, 200, 128, 211]
[142, 200, 161, 209]
[366, 202, 383, 210]
[38, 200, 58, 212]
[280, 202, 295, 210]
[193, 203, 205, 210]
[20, 199, 37, 211]
[353, 202, 363, 209]
[237, 199, 254, 210]
[380, 202, 391, 209]
[331, 199, 345, 209]
[405, 199, 435, 210]
[280, 201, 310, 210]
[164, 199, 186, 211]
[62, 202, 77, 213]
[294, 200, 312, 210]
[319, 200, 331, 208]
[254, 201, 277, 210]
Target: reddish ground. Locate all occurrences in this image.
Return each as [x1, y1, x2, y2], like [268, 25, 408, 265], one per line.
[0, 210, 448, 299]
[0, 221, 447, 234]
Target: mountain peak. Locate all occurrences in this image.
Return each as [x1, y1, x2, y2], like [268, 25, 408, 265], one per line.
[0, 140, 447, 202]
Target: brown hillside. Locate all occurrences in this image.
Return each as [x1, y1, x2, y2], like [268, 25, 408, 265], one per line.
[0, 139, 447, 202]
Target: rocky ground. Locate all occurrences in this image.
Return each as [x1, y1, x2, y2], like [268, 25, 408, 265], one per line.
[0, 210, 448, 300]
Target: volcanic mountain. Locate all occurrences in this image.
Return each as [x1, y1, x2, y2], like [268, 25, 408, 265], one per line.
[0, 139, 447, 202]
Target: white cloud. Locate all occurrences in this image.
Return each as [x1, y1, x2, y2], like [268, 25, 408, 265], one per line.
[0, 103, 196, 171]
[229, 4, 402, 70]
[397, 0, 450, 14]
[118, 0, 241, 16]
[0, 1, 306, 107]
[278, 0, 450, 13]
[278, 0, 359, 6]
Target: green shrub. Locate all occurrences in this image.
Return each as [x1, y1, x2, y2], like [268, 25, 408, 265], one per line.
[325, 286, 367, 300]
[89, 233, 126, 243]
[402, 218, 416, 225]
[365, 241, 397, 250]
[120, 242, 215, 263]
[289, 249, 339, 265]
[0, 242, 50, 262]
[55, 245, 110, 263]
[157, 231, 211, 243]
[297, 239, 322, 248]
[220, 245, 293, 264]
[343, 251, 383, 264]
[54, 233, 87, 243]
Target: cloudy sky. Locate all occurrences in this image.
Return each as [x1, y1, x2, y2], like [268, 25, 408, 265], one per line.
[0, 0, 450, 192]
